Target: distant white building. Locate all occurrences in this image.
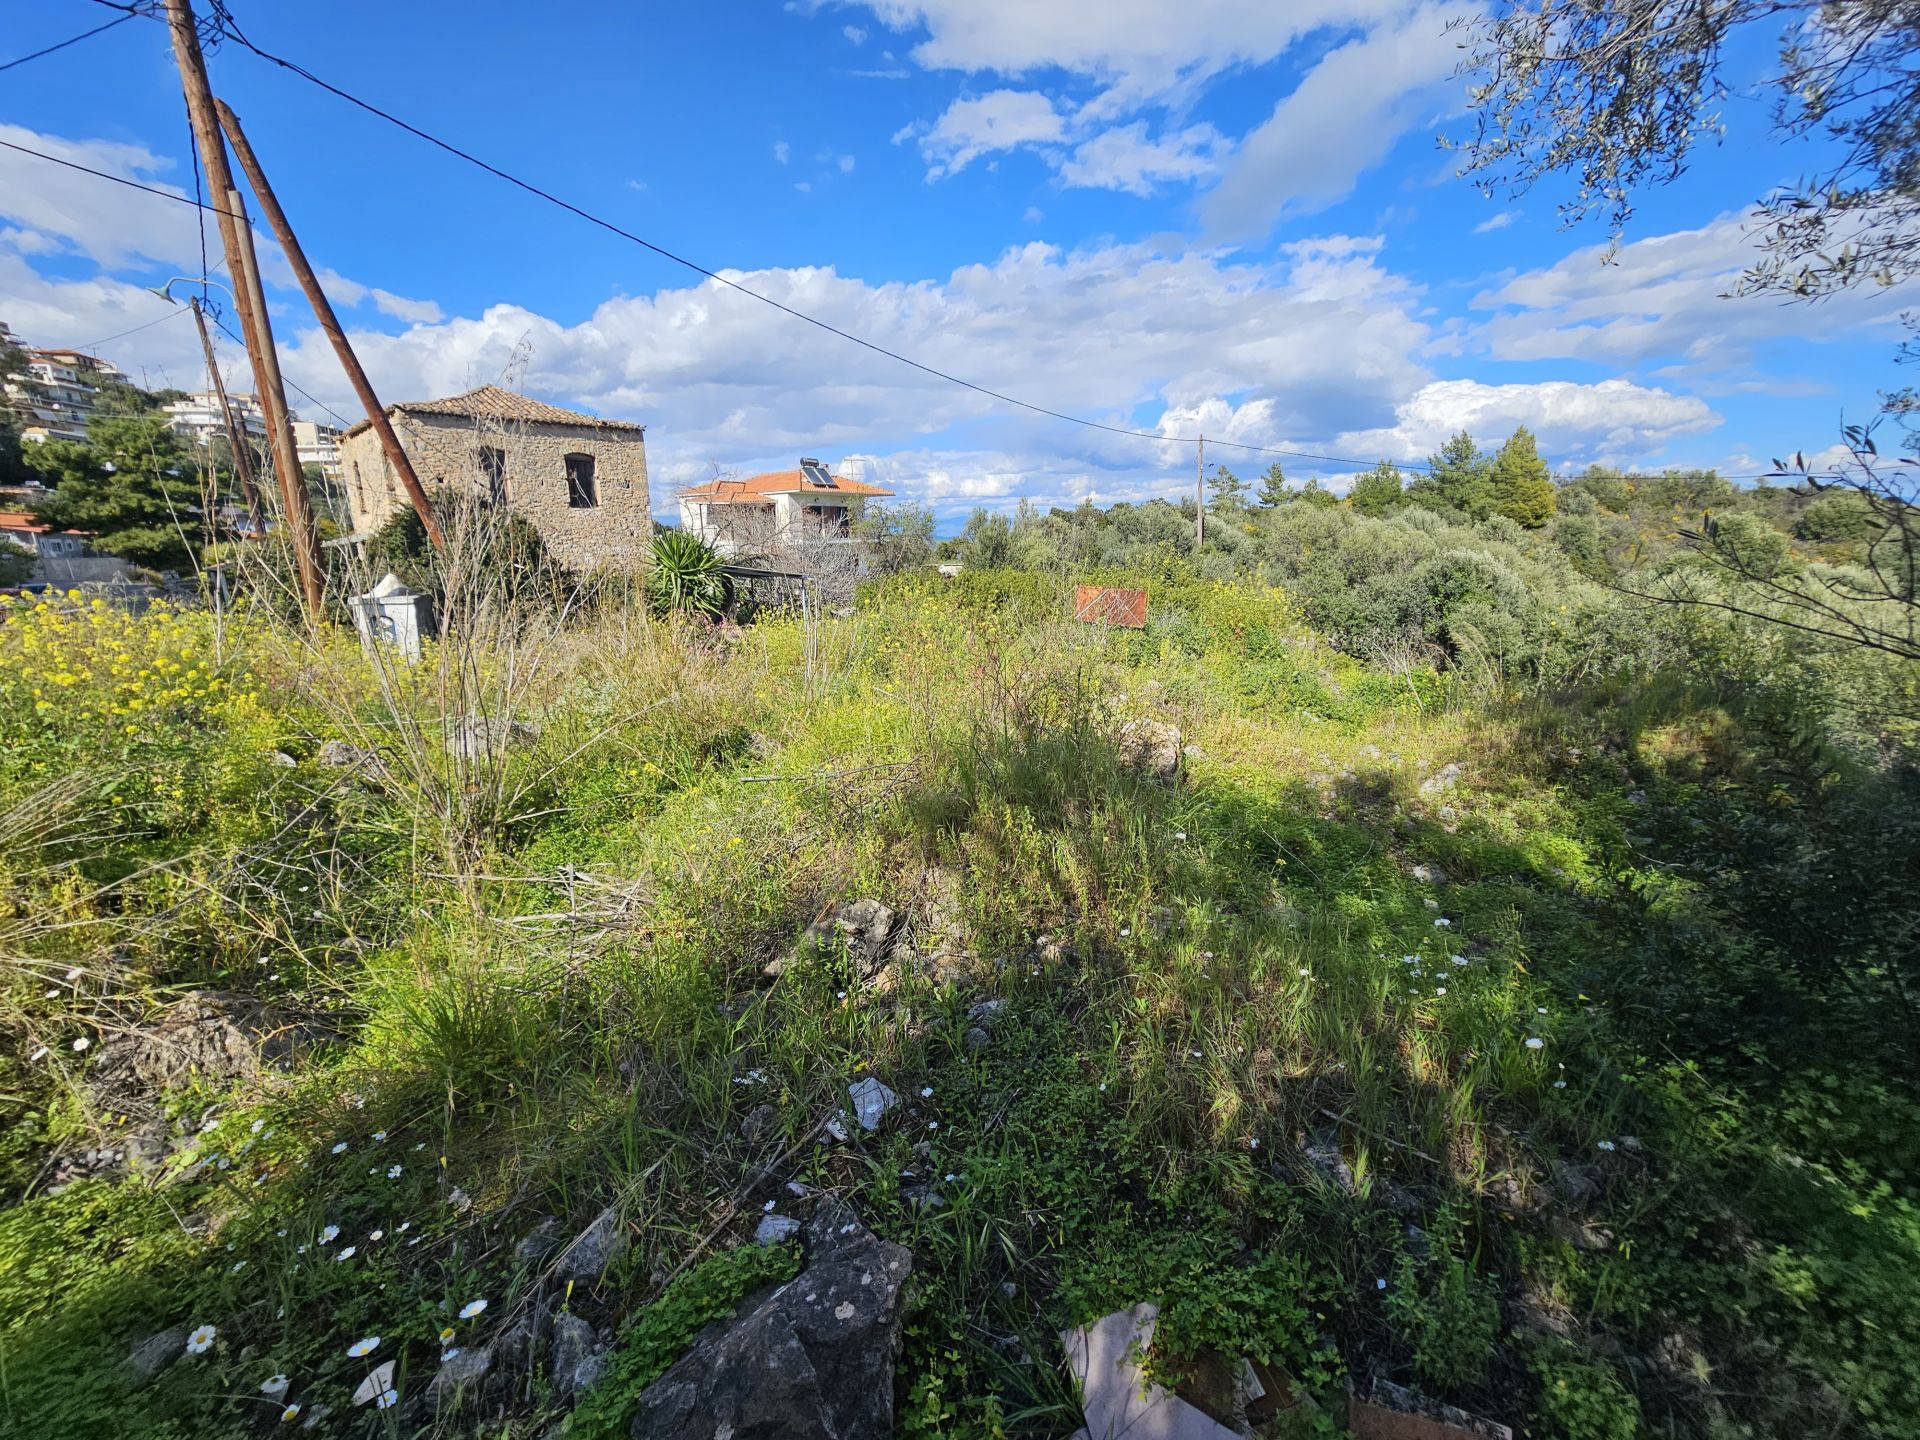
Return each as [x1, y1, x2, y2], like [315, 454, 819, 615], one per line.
[2, 341, 129, 448]
[291, 418, 343, 480]
[676, 458, 892, 558]
[163, 390, 269, 450]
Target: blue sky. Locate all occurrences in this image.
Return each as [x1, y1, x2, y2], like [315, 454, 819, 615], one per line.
[2, 0, 1912, 525]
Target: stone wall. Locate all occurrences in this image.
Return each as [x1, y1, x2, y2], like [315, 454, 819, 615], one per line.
[340, 411, 653, 572]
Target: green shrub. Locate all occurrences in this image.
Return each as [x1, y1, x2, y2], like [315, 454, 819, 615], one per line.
[1526, 1341, 1643, 1440]
[1385, 1212, 1499, 1391]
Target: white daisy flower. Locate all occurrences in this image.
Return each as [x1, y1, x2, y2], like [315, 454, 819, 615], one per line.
[458, 1299, 488, 1319]
[919, 1087, 933, 1098]
[347, 1337, 380, 1357]
[72, 1037, 90, 1052]
[186, 1325, 216, 1354]
[1525, 1037, 1545, 1050]
[375, 1389, 399, 1409]
[1554, 1080, 1568, 1089]
[368, 1229, 384, 1242]
[334, 1246, 356, 1261]
[230, 1260, 247, 1273]
[372, 1131, 387, 1142]
[330, 1142, 347, 1154]
[1597, 1140, 1617, 1152]
[1433, 918, 1451, 928]
[250, 1119, 266, 1134]
[387, 1165, 403, 1179]
[1375, 1278, 1387, 1290]
[261, 1374, 289, 1397]
[441, 1347, 462, 1362]
[439, 1326, 456, 1344]
[762, 1200, 775, 1213]
[319, 1225, 339, 1244]
[279, 1403, 301, 1422]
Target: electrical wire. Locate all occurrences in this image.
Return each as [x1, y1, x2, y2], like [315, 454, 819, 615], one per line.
[0, 139, 249, 221]
[75, 305, 191, 352]
[206, 311, 350, 428]
[206, 13, 1440, 470]
[52, 4, 1832, 484]
[0, 14, 134, 74]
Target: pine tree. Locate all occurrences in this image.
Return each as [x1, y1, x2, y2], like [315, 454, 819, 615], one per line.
[1256, 461, 1288, 507]
[1487, 426, 1558, 527]
[1411, 430, 1493, 517]
[26, 416, 203, 570]
[1349, 459, 1403, 516]
[1210, 464, 1250, 513]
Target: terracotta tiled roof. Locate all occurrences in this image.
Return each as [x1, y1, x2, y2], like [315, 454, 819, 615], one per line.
[678, 468, 893, 502]
[344, 384, 646, 438]
[0, 511, 54, 535]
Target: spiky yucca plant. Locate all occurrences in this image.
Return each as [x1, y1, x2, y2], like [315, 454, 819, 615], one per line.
[646, 531, 730, 619]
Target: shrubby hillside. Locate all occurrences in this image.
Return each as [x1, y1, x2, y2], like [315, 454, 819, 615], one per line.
[1, 455, 1915, 1439]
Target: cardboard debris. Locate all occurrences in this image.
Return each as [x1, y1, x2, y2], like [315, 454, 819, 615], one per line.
[1059, 1303, 1242, 1440]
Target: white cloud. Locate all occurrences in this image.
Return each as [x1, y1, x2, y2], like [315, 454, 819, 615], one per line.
[1333, 377, 1720, 465]
[838, 154, 857, 173]
[772, 140, 791, 165]
[1023, 205, 1044, 223]
[843, 22, 868, 42]
[917, 89, 1066, 176]
[1058, 121, 1230, 196]
[795, 180, 813, 193]
[1201, 3, 1473, 238]
[847, 0, 1408, 108]
[1472, 210, 1516, 233]
[1470, 213, 1920, 371]
[315, 267, 445, 325]
[0, 124, 203, 271]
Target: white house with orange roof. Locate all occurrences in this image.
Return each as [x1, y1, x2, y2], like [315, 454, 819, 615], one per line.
[676, 458, 892, 558]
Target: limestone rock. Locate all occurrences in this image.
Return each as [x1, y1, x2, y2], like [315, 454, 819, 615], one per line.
[554, 1206, 627, 1285]
[123, 1327, 187, 1386]
[754, 1213, 802, 1246]
[549, 1313, 596, 1395]
[627, 1203, 912, 1440]
[448, 715, 539, 761]
[427, 1344, 493, 1399]
[740, 1103, 780, 1144]
[1116, 717, 1183, 778]
[516, 1218, 563, 1266]
[767, 899, 898, 981]
[316, 740, 383, 779]
[1417, 763, 1463, 799]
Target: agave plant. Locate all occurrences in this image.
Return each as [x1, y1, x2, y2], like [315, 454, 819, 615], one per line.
[645, 531, 731, 619]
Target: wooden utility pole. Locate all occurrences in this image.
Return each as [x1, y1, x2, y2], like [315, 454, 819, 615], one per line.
[216, 99, 444, 551]
[228, 185, 325, 613]
[1195, 434, 1205, 554]
[164, 0, 324, 617]
[187, 296, 263, 536]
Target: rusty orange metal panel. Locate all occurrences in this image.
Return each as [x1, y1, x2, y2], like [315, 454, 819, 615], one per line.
[1074, 585, 1148, 628]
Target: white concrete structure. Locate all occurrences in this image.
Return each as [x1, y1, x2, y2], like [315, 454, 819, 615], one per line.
[676, 458, 892, 558]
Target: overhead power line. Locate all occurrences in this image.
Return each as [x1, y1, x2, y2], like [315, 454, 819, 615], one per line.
[76, 305, 191, 351]
[206, 310, 350, 428]
[203, 14, 1441, 473]
[39, 4, 1835, 486]
[0, 139, 249, 222]
[0, 13, 135, 75]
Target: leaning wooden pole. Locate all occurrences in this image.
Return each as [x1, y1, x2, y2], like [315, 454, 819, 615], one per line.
[187, 296, 264, 536]
[216, 98, 444, 551]
[163, 0, 324, 617]
[228, 185, 325, 615]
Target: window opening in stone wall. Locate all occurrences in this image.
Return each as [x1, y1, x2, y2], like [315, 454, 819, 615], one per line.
[565, 452, 598, 508]
[478, 446, 507, 507]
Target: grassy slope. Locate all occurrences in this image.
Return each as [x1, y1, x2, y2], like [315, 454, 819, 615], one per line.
[0, 575, 1915, 1440]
